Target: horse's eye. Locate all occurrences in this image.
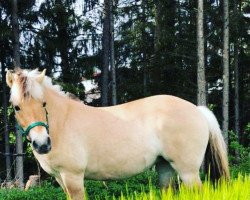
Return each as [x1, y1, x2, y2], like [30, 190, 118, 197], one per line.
[14, 106, 21, 111]
[43, 102, 46, 107]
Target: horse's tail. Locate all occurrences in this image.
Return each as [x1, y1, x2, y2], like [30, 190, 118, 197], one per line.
[198, 106, 230, 181]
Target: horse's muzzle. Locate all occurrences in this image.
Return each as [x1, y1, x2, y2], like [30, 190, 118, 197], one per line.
[32, 137, 51, 154]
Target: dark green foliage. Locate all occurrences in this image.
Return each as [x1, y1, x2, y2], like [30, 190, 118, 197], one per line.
[85, 170, 157, 199]
[229, 124, 250, 177]
[0, 170, 158, 200]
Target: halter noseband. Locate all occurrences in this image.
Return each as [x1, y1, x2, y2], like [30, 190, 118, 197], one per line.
[16, 105, 49, 137]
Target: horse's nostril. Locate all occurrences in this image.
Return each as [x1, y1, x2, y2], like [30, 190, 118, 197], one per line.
[32, 141, 39, 149]
[40, 144, 48, 152]
[47, 137, 51, 146]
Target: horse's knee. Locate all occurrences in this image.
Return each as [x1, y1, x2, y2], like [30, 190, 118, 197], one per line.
[60, 172, 84, 200]
[66, 185, 84, 200]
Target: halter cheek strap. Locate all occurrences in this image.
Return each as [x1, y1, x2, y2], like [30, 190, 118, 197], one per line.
[16, 106, 49, 137]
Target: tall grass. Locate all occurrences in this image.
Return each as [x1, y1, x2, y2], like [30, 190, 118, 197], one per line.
[111, 175, 249, 200]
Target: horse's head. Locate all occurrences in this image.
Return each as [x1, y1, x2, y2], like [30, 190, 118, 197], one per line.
[6, 68, 51, 154]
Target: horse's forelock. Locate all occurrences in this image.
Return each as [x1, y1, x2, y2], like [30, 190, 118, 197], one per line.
[10, 68, 78, 104]
[10, 69, 44, 104]
[17, 73, 28, 97]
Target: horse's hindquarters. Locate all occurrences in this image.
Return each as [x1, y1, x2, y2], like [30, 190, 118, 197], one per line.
[160, 114, 208, 165]
[154, 103, 209, 185]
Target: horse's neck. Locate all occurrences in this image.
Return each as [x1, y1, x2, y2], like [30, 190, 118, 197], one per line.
[44, 88, 69, 129]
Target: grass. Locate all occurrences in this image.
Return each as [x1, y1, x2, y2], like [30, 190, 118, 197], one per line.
[104, 175, 250, 200]
[0, 173, 249, 200]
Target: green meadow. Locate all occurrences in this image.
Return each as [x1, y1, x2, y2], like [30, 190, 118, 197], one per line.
[0, 173, 249, 200]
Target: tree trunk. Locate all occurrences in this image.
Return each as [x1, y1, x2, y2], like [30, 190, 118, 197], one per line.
[222, 0, 230, 148]
[197, 0, 206, 106]
[197, 0, 207, 173]
[233, 0, 240, 158]
[11, 0, 24, 188]
[142, 0, 148, 96]
[110, 0, 117, 105]
[15, 123, 24, 188]
[1, 61, 12, 183]
[12, 0, 21, 67]
[101, 0, 111, 106]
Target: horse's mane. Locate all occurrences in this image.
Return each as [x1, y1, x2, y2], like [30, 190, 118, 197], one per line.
[10, 68, 77, 104]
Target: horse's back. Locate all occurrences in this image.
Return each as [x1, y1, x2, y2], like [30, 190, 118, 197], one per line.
[100, 95, 197, 118]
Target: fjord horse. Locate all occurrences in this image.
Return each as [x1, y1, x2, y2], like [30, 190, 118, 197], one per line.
[6, 69, 229, 200]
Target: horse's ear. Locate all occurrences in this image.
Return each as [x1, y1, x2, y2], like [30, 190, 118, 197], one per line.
[36, 69, 46, 83]
[6, 70, 14, 88]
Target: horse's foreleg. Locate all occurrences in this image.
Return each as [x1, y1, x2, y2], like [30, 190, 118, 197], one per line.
[55, 176, 66, 193]
[60, 172, 84, 200]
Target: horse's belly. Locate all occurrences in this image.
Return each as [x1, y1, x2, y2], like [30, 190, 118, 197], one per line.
[84, 138, 160, 180]
[85, 153, 157, 180]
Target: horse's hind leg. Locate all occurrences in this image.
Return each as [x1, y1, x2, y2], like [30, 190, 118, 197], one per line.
[180, 171, 201, 187]
[156, 158, 175, 188]
[170, 162, 202, 187]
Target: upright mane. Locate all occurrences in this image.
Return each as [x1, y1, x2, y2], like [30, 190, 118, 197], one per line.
[10, 69, 67, 105]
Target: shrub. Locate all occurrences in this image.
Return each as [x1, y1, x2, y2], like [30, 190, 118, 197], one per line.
[229, 124, 250, 177]
[0, 182, 65, 200]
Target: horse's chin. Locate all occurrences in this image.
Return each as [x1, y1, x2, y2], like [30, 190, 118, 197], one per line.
[35, 147, 51, 155]
[33, 145, 51, 155]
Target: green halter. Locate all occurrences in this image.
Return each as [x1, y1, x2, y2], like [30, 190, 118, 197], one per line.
[16, 106, 49, 137]
[17, 122, 49, 137]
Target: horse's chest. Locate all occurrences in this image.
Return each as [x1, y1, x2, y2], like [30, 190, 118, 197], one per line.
[33, 152, 55, 175]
